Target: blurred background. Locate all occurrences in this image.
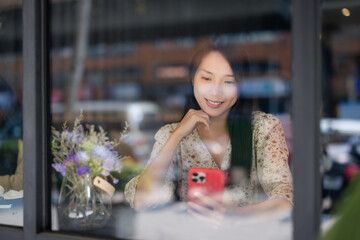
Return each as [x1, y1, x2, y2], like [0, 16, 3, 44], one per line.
[49, 0, 293, 166]
[0, 1, 22, 179]
[0, 0, 359, 237]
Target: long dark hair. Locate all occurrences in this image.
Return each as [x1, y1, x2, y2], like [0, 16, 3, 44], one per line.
[182, 44, 253, 178]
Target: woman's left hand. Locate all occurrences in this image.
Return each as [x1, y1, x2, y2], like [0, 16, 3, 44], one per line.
[187, 192, 230, 227]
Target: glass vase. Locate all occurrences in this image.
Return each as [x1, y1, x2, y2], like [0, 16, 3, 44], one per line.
[57, 172, 112, 230]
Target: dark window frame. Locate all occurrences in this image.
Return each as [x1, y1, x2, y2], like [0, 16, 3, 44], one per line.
[292, 0, 322, 239]
[0, 0, 322, 239]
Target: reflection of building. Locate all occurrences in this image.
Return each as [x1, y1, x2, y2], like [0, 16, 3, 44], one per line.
[51, 34, 291, 98]
[0, 0, 293, 119]
[49, 34, 293, 124]
[322, 2, 360, 117]
[1, 1, 360, 119]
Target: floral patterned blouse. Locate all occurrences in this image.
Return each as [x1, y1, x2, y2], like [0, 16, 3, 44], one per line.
[124, 111, 293, 208]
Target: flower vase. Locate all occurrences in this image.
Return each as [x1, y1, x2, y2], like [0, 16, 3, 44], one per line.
[57, 173, 113, 230]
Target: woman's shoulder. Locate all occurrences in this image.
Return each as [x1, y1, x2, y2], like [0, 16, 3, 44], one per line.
[154, 123, 179, 141]
[251, 111, 281, 129]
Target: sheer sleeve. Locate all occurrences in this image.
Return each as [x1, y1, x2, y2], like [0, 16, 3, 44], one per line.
[253, 113, 293, 205]
[124, 123, 180, 208]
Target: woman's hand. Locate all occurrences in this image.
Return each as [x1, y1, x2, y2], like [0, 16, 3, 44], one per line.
[188, 191, 229, 227]
[174, 109, 210, 139]
[134, 109, 209, 210]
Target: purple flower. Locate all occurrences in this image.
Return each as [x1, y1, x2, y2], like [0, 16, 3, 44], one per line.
[76, 166, 91, 176]
[101, 157, 115, 176]
[113, 178, 119, 184]
[102, 157, 114, 171]
[69, 132, 81, 144]
[77, 124, 84, 134]
[52, 163, 66, 176]
[64, 154, 80, 167]
[101, 170, 110, 176]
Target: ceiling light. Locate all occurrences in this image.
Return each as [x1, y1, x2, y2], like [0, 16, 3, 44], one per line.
[342, 8, 351, 17]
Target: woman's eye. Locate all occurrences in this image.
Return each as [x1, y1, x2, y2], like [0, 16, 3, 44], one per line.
[201, 76, 211, 81]
[225, 80, 236, 84]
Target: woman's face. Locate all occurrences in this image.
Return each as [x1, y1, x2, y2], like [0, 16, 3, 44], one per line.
[193, 51, 238, 119]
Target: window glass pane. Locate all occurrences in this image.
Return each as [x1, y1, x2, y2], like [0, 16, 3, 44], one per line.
[321, 1, 360, 236]
[50, 0, 293, 238]
[0, 0, 23, 227]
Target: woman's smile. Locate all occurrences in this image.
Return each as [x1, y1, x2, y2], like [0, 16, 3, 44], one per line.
[205, 98, 224, 108]
[193, 51, 238, 118]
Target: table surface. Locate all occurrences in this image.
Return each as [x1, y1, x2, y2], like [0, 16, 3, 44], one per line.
[0, 199, 335, 239]
[0, 197, 23, 227]
[50, 202, 293, 239]
[129, 203, 293, 240]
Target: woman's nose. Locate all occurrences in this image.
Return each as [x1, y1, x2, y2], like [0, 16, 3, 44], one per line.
[210, 82, 223, 96]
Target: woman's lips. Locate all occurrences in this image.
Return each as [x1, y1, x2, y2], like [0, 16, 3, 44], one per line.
[205, 98, 223, 108]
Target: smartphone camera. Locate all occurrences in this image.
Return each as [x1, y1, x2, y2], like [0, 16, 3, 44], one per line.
[191, 172, 206, 183]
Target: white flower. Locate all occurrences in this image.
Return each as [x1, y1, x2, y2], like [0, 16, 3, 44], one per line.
[77, 151, 90, 164]
[91, 145, 111, 160]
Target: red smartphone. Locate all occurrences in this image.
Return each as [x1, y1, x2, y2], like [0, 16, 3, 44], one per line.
[188, 167, 225, 206]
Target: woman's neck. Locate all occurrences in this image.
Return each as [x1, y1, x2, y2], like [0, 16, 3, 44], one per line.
[197, 114, 230, 168]
[197, 114, 228, 139]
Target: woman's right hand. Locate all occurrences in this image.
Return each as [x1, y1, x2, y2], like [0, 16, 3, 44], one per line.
[173, 109, 210, 139]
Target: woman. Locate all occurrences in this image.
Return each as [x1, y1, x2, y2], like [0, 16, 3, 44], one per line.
[124, 44, 293, 220]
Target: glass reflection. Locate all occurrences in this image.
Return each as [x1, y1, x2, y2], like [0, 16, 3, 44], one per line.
[50, 0, 293, 238]
[320, 2, 360, 238]
[0, 1, 23, 227]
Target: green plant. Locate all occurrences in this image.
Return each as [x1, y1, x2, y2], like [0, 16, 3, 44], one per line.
[321, 173, 360, 239]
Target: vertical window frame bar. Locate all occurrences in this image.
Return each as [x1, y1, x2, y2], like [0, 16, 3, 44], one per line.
[292, 0, 322, 239]
[23, 0, 51, 239]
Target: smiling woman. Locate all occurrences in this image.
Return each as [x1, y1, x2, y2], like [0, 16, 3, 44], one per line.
[124, 44, 293, 221]
[193, 51, 238, 119]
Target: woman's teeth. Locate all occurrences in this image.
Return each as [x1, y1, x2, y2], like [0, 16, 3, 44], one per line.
[207, 99, 222, 105]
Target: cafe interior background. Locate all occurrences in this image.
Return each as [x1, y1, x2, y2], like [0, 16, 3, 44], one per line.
[0, 0, 360, 239]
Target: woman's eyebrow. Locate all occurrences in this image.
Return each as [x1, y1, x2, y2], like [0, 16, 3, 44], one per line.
[199, 68, 235, 77]
[199, 68, 214, 75]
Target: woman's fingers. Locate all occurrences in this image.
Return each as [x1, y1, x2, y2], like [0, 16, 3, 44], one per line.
[188, 208, 222, 227]
[188, 201, 224, 227]
[187, 191, 230, 227]
[193, 192, 226, 213]
[189, 110, 211, 128]
[188, 201, 213, 215]
[195, 115, 210, 129]
[175, 109, 210, 138]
